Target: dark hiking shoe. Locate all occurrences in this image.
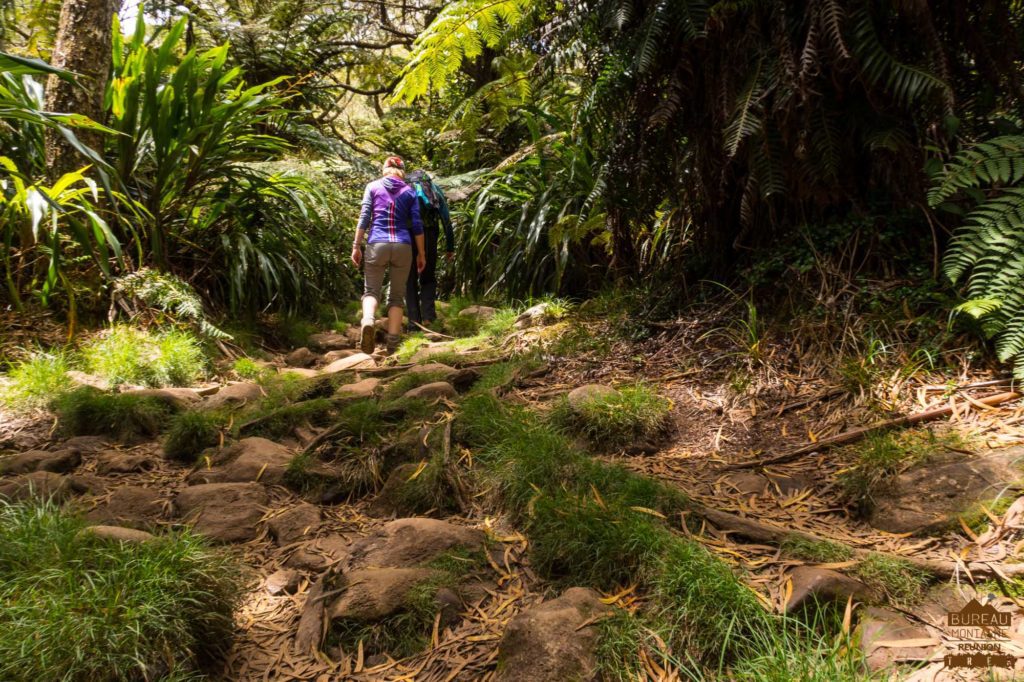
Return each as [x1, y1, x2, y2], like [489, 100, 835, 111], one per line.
[360, 322, 376, 355]
[385, 333, 401, 355]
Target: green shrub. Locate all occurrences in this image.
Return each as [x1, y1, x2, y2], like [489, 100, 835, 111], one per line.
[54, 387, 172, 440]
[0, 500, 242, 681]
[0, 351, 71, 410]
[553, 384, 672, 448]
[164, 411, 224, 461]
[232, 357, 268, 380]
[80, 325, 206, 388]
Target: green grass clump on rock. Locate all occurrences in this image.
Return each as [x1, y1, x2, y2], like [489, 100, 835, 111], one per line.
[779, 535, 855, 563]
[164, 410, 224, 461]
[853, 554, 930, 607]
[553, 383, 672, 449]
[0, 500, 242, 682]
[381, 369, 450, 400]
[54, 387, 172, 440]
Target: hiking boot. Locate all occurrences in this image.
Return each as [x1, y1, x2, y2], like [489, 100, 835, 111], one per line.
[385, 333, 401, 355]
[360, 319, 376, 355]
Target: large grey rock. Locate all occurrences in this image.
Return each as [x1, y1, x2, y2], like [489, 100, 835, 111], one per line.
[85, 485, 165, 530]
[335, 377, 380, 400]
[122, 387, 202, 410]
[327, 567, 439, 621]
[495, 588, 608, 682]
[0, 471, 73, 502]
[269, 502, 321, 545]
[322, 349, 359, 363]
[80, 525, 156, 544]
[855, 606, 938, 671]
[346, 518, 485, 570]
[174, 482, 268, 543]
[266, 568, 301, 595]
[513, 302, 557, 329]
[308, 332, 354, 351]
[285, 347, 318, 368]
[458, 305, 497, 320]
[285, 534, 349, 571]
[870, 449, 1024, 535]
[188, 437, 294, 486]
[407, 363, 457, 379]
[0, 447, 80, 475]
[203, 382, 264, 410]
[567, 384, 618, 410]
[95, 451, 154, 475]
[402, 381, 457, 401]
[321, 353, 376, 374]
[785, 566, 876, 612]
[278, 367, 319, 379]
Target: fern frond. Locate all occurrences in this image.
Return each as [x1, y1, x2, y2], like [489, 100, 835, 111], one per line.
[928, 136, 1024, 207]
[393, 0, 538, 103]
[849, 6, 949, 106]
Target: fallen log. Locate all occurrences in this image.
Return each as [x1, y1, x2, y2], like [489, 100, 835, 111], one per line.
[725, 391, 1022, 471]
[689, 502, 1024, 580]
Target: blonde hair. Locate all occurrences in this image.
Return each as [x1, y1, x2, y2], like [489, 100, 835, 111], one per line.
[382, 166, 405, 179]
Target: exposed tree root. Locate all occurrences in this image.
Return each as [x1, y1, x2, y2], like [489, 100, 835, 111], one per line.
[725, 391, 1022, 470]
[688, 502, 1024, 580]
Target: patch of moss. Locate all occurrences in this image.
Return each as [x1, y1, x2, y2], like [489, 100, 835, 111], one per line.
[853, 554, 930, 607]
[164, 410, 225, 461]
[54, 387, 172, 441]
[779, 536, 854, 563]
[551, 383, 673, 449]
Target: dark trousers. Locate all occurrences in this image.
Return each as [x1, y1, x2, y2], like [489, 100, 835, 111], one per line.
[407, 223, 439, 327]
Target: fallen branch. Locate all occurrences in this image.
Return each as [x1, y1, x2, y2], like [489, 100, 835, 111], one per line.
[689, 502, 1024, 580]
[724, 391, 1022, 470]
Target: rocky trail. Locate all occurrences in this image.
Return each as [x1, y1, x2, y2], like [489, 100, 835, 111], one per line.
[4, 306, 1024, 680]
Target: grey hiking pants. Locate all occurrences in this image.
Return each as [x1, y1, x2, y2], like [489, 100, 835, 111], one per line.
[362, 242, 413, 309]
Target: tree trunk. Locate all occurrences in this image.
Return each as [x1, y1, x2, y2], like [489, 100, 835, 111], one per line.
[44, 0, 121, 179]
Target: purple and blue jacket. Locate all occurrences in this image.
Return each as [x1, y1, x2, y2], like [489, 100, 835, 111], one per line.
[357, 177, 424, 245]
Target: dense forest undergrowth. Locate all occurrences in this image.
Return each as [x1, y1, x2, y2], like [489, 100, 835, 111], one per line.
[5, 0, 1024, 680]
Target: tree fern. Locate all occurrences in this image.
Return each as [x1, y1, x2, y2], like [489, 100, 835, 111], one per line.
[393, 0, 538, 103]
[932, 136, 1024, 377]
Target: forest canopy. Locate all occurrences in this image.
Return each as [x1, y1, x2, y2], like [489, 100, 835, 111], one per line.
[1, 0, 1024, 368]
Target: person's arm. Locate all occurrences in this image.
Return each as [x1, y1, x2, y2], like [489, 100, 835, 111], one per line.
[434, 182, 455, 256]
[351, 184, 373, 266]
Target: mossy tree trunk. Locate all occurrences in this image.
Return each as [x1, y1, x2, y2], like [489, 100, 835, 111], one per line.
[44, 0, 121, 179]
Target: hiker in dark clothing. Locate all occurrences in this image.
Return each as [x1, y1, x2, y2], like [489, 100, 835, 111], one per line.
[404, 170, 455, 330]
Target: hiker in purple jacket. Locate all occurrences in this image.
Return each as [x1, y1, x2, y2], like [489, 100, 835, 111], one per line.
[351, 156, 426, 354]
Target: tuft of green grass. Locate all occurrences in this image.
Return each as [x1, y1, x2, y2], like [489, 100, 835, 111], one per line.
[377, 458, 459, 516]
[232, 357, 269, 381]
[164, 410, 224, 462]
[779, 536, 854, 563]
[478, 306, 520, 341]
[81, 325, 206, 388]
[54, 387, 172, 441]
[393, 333, 428, 364]
[0, 500, 242, 681]
[853, 554, 930, 607]
[1, 350, 71, 410]
[552, 383, 672, 449]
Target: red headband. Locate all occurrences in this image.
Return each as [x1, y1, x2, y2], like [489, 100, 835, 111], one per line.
[384, 156, 404, 169]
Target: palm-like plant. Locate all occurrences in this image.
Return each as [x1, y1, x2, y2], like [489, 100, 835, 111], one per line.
[0, 53, 125, 316]
[107, 16, 349, 315]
